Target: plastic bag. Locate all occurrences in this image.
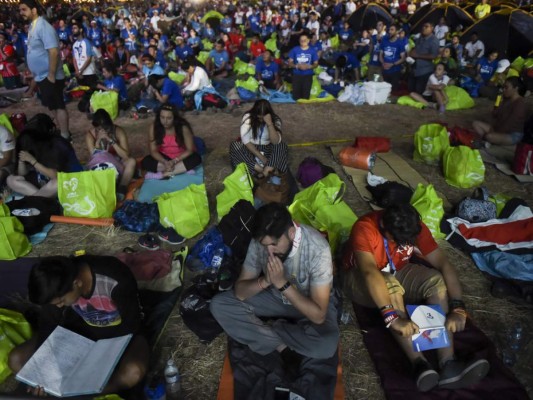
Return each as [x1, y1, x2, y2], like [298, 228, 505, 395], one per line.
[442, 146, 485, 188]
[90, 91, 119, 120]
[216, 163, 254, 220]
[0, 308, 32, 383]
[410, 183, 445, 239]
[413, 123, 449, 165]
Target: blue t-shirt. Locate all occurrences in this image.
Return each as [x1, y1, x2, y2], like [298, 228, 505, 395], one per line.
[27, 17, 65, 82]
[335, 51, 359, 69]
[187, 36, 202, 50]
[477, 57, 498, 83]
[88, 28, 102, 47]
[56, 27, 71, 42]
[288, 46, 318, 76]
[338, 28, 354, 42]
[142, 64, 165, 77]
[248, 14, 261, 33]
[221, 17, 233, 33]
[104, 76, 128, 101]
[256, 58, 279, 81]
[208, 49, 229, 69]
[161, 78, 184, 109]
[175, 44, 194, 60]
[380, 37, 405, 73]
[368, 36, 382, 67]
[120, 27, 138, 52]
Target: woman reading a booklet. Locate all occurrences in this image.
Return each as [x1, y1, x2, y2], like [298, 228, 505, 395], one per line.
[8, 255, 149, 396]
[341, 204, 490, 393]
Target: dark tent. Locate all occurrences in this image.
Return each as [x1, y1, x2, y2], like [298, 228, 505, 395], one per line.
[409, 3, 474, 34]
[461, 8, 533, 59]
[348, 3, 393, 32]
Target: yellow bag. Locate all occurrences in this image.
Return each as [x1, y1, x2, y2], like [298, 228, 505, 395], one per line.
[0, 308, 32, 383]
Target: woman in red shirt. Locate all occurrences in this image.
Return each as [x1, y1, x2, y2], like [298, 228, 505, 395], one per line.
[0, 32, 22, 90]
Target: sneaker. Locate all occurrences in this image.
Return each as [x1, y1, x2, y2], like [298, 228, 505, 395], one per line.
[413, 359, 439, 392]
[438, 359, 490, 390]
[157, 227, 186, 245]
[145, 172, 164, 180]
[138, 234, 160, 251]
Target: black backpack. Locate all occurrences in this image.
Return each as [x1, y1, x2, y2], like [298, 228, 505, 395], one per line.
[7, 196, 61, 235]
[218, 200, 256, 263]
[366, 181, 414, 208]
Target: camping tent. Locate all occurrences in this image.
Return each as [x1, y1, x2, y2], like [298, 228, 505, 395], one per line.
[460, 8, 533, 59]
[409, 3, 474, 33]
[201, 10, 224, 30]
[348, 3, 393, 32]
[462, 1, 517, 17]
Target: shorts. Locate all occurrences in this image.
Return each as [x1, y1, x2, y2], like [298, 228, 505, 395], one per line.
[342, 263, 447, 308]
[37, 78, 65, 110]
[510, 132, 524, 145]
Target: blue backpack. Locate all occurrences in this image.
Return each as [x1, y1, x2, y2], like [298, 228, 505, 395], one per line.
[113, 200, 161, 232]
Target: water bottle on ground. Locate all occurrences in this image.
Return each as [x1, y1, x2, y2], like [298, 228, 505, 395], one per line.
[502, 322, 524, 367]
[210, 247, 224, 274]
[164, 358, 181, 400]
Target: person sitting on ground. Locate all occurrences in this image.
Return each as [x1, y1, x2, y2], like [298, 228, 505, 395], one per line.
[112, 37, 130, 73]
[478, 59, 514, 100]
[229, 99, 288, 178]
[206, 40, 230, 79]
[248, 34, 267, 63]
[435, 46, 458, 81]
[474, 49, 498, 84]
[409, 62, 449, 114]
[8, 255, 149, 396]
[0, 31, 22, 90]
[7, 114, 82, 198]
[341, 204, 490, 392]
[0, 124, 15, 188]
[145, 74, 184, 110]
[174, 36, 194, 63]
[85, 109, 136, 199]
[255, 50, 282, 90]
[187, 29, 203, 55]
[141, 104, 201, 178]
[464, 32, 484, 65]
[472, 76, 528, 146]
[210, 202, 340, 369]
[96, 60, 130, 111]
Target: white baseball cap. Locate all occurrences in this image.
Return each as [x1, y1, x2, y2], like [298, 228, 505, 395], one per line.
[496, 59, 510, 73]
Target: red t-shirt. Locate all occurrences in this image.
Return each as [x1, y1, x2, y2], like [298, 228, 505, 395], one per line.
[0, 44, 19, 78]
[250, 41, 266, 58]
[342, 211, 438, 272]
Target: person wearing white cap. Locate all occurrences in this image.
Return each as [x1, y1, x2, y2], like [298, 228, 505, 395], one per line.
[479, 59, 512, 100]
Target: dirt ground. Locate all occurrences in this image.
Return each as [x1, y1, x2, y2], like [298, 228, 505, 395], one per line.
[1, 91, 533, 399]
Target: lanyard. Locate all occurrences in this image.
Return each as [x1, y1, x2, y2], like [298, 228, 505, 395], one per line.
[383, 237, 396, 275]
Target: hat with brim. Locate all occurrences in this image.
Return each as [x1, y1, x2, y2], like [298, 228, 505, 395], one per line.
[496, 59, 510, 73]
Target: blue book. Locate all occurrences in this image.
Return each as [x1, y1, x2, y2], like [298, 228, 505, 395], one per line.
[407, 304, 450, 352]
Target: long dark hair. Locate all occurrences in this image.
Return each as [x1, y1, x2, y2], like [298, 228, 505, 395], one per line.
[92, 109, 116, 138]
[153, 104, 193, 147]
[242, 99, 281, 140]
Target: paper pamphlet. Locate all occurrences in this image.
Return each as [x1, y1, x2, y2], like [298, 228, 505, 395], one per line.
[16, 326, 132, 397]
[406, 304, 450, 352]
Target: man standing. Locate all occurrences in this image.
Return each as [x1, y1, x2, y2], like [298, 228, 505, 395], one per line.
[19, 0, 70, 140]
[288, 33, 318, 100]
[342, 204, 489, 392]
[211, 203, 339, 363]
[379, 24, 406, 91]
[408, 22, 439, 95]
[71, 24, 97, 89]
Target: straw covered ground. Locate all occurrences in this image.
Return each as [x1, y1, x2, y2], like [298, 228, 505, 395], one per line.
[1, 93, 532, 399]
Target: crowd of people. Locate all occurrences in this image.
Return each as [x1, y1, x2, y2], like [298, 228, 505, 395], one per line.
[0, 0, 531, 397]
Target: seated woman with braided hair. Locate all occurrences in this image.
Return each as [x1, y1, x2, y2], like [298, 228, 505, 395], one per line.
[229, 99, 289, 178]
[141, 104, 202, 179]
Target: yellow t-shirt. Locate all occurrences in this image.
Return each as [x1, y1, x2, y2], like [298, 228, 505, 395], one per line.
[475, 4, 491, 19]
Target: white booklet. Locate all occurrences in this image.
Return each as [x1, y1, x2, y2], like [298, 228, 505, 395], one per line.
[407, 304, 450, 352]
[16, 326, 132, 397]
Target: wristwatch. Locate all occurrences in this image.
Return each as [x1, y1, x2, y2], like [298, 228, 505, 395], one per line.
[278, 281, 291, 293]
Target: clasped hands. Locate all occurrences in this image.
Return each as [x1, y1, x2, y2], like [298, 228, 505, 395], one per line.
[263, 251, 286, 290]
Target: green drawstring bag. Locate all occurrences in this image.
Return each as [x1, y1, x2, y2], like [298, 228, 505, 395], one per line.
[58, 170, 116, 218]
[157, 183, 209, 238]
[443, 146, 485, 188]
[216, 163, 254, 220]
[0, 212, 32, 260]
[233, 57, 249, 75]
[202, 38, 213, 51]
[0, 113, 15, 135]
[90, 90, 119, 120]
[444, 86, 475, 110]
[235, 76, 260, 93]
[265, 36, 278, 53]
[0, 308, 32, 383]
[410, 183, 445, 239]
[330, 34, 340, 49]
[510, 56, 525, 72]
[168, 71, 187, 85]
[197, 51, 210, 65]
[289, 174, 355, 253]
[397, 95, 426, 109]
[489, 193, 512, 217]
[413, 123, 450, 165]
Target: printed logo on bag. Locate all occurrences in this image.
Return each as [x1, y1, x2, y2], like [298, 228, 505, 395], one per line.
[422, 138, 434, 154]
[466, 172, 484, 183]
[62, 196, 96, 216]
[63, 178, 79, 197]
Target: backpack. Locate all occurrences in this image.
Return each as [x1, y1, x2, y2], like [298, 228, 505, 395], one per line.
[113, 200, 161, 233]
[366, 181, 414, 208]
[296, 157, 336, 188]
[186, 226, 225, 273]
[179, 274, 224, 343]
[218, 199, 256, 263]
[201, 92, 227, 109]
[456, 187, 497, 223]
[6, 196, 61, 235]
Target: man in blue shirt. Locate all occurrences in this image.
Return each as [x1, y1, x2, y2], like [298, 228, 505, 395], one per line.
[221, 14, 233, 34]
[19, 0, 70, 140]
[256, 50, 281, 90]
[379, 24, 406, 91]
[174, 36, 194, 62]
[148, 74, 184, 110]
[120, 18, 138, 54]
[206, 40, 229, 78]
[288, 33, 319, 100]
[334, 50, 360, 83]
[247, 11, 261, 35]
[338, 22, 354, 44]
[56, 20, 70, 42]
[88, 20, 103, 48]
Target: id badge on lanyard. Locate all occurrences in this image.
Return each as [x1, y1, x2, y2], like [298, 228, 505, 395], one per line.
[383, 236, 396, 275]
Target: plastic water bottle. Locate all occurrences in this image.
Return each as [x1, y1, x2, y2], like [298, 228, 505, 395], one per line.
[502, 322, 524, 367]
[210, 247, 224, 274]
[164, 359, 181, 400]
